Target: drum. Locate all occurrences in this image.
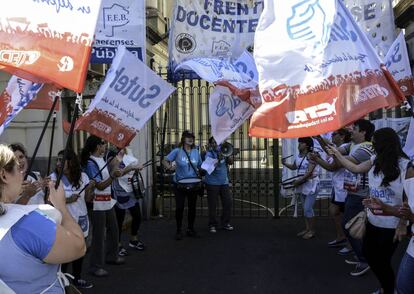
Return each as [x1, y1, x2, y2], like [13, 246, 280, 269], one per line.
[177, 177, 202, 191]
[280, 175, 303, 197]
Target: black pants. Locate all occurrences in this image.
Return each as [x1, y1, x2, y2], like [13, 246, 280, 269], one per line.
[206, 184, 232, 227]
[62, 256, 84, 280]
[174, 185, 198, 231]
[363, 222, 398, 294]
[115, 202, 142, 240]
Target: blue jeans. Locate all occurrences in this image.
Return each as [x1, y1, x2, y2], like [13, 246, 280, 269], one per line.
[301, 191, 318, 218]
[342, 194, 367, 263]
[397, 252, 414, 294]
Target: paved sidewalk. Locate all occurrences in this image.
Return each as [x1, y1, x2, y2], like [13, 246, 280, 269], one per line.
[80, 217, 407, 294]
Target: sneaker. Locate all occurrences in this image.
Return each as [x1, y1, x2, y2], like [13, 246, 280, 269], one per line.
[350, 263, 370, 276]
[90, 268, 108, 277]
[338, 246, 353, 256]
[186, 229, 200, 238]
[296, 230, 308, 237]
[175, 230, 183, 240]
[223, 224, 234, 231]
[129, 240, 145, 251]
[327, 238, 347, 247]
[302, 231, 316, 240]
[209, 226, 217, 233]
[118, 247, 128, 257]
[73, 279, 94, 289]
[345, 256, 359, 265]
[106, 257, 125, 265]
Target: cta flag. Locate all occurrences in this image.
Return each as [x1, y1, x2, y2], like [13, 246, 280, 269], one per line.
[384, 32, 414, 96]
[76, 46, 176, 148]
[250, 0, 404, 139]
[169, 0, 263, 80]
[91, 0, 145, 63]
[0, 76, 43, 135]
[26, 84, 61, 110]
[175, 50, 258, 89]
[210, 85, 255, 144]
[0, 0, 102, 92]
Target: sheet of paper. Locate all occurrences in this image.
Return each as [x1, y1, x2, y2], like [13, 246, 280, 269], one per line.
[201, 157, 218, 175]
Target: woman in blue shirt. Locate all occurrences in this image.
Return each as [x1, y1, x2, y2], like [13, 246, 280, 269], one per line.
[163, 130, 202, 240]
[0, 144, 86, 293]
[204, 137, 234, 233]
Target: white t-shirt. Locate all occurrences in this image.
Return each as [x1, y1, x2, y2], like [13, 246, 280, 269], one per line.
[26, 172, 45, 205]
[404, 176, 414, 257]
[367, 156, 410, 229]
[90, 156, 116, 211]
[294, 154, 320, 195]
[117, 154, 138, 193]
[328, 156, 347, 203]
[50, 172, 90, 237]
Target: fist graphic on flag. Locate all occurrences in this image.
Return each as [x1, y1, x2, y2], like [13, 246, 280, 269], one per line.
[287, 0, 331, 47]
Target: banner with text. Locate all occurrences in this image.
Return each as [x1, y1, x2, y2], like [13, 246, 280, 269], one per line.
[250, 0, 404, 139]
[76, 46, 176, 148]
[169, 0, 263, 80]
[0, 0, 102, 92]
[384, 32, 414, 96]
[210, 85, 255, 144]
[91, 0, 145, 63]
[26, 84, 61, 110]
[344, 0, 395, 57]
[0, 76, 43, 135]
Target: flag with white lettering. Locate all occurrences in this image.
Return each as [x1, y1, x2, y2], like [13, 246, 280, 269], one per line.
[169, 0, 263, 80]
[0, 0, 102, 92]
[210, 85, 255, 144]
[404, 118, 414, 161]
[91, 0, 145, 63]
[384, 32, 414, 96]
[76, 46, 176, 148]
[250, 0, 404, 139]
[0, 76, 43, 135]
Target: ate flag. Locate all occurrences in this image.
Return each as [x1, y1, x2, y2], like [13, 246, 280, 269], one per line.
[250, 0, 404, 138]
[0, 0, 102, 92]
[26, 84, 61, 110]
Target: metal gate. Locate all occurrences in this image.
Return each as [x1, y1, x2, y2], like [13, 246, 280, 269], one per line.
[151, 68, 280, 218]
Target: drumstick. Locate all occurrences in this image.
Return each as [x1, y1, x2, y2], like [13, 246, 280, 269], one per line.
[282, 154, 294, 160]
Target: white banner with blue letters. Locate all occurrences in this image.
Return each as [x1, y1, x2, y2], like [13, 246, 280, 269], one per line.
[91, 0, 145, 63]
[169, 0, 264, 80]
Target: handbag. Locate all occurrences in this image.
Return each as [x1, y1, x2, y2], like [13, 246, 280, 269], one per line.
[177, 149, 204, 193]
[345, 209, 367, 240]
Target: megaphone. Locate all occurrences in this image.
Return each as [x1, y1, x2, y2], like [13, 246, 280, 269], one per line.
[219, 142, 234, 157]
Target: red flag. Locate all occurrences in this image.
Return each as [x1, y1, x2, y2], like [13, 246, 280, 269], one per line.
[26, 84, 61, 111]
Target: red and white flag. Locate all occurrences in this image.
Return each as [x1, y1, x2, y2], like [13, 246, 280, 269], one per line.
[250, 0, 404, 138]
[0, 1, 102, 92]
[384, 32, 414, 96]
[76, 46, 176, 148]
[26, 84, 61, 110]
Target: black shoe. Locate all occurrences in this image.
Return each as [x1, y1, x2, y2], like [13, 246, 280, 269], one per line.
[106, 257, 125, 265]
[73, 279, 94, 289]
[186, 229, 200, 238]
[175, 231, 183, 240]
[129, 240, 145, 251]
[90, 268, 108, 277]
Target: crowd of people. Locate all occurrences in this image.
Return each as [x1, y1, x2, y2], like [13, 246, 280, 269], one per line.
[0, 130, 235, 293]
[282, 119, 414, 294]
[1, 120, 414, 293]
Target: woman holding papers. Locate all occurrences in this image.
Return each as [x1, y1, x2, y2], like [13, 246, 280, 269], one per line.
[204, 137, 234, 233]
[163, 130, 203, 240]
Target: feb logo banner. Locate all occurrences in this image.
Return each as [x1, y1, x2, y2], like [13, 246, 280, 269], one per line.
[76, 46, 176, 148]
[249, 0, 404, 139]
[384, 32, 414, 96]
[0, 0, 102, 93]
[91, 0, 146, 64]
[169, 0, 263, 80]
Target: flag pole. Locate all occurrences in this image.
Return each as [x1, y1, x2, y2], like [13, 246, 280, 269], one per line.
[46, 111, 57, 175]
[55, 93, 82, 189]
[25, 93, 60, 179]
